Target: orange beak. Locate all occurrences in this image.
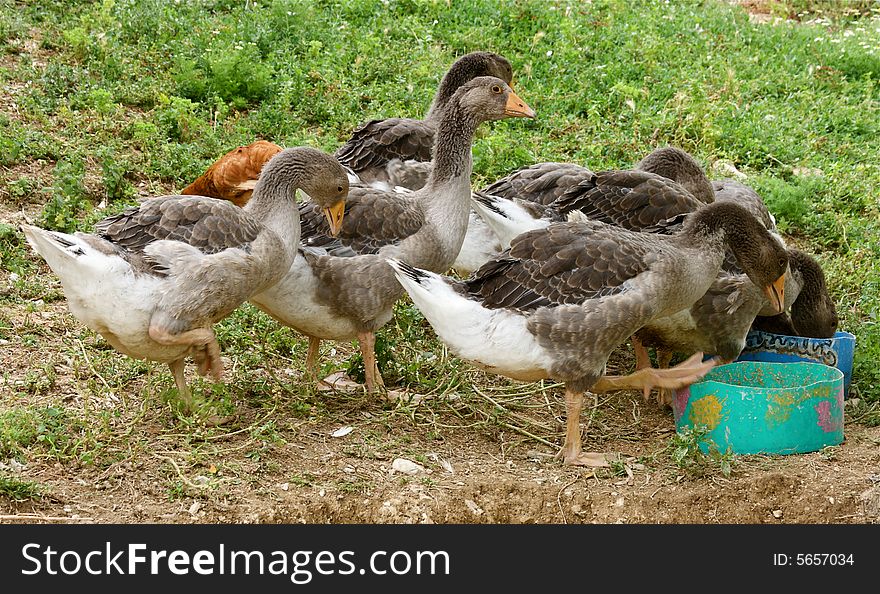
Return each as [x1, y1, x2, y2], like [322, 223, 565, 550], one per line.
[323, 201, 345, 237]
[763, 273, 786, 314]
[504, 90, 535, 118]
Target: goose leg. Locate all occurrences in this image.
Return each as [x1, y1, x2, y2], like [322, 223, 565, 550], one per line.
[305, 336, 321, 382]
[149, 325, 224, 381]
[357, 331, 385, 393]
[592, 352, 717, 398]
[632, 335, 657, 401]
[553, 387, 610, 467]
[656, 349, 675, 407]
[632, 335, 652, 371]
[168, 358, 193, 412]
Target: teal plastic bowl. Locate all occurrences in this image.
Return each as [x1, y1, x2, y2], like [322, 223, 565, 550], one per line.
[672, 361, 844, 455]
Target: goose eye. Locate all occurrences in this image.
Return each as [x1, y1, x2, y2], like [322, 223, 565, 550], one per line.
[491, 84, 502, 94]
[337, 186, 344, 192]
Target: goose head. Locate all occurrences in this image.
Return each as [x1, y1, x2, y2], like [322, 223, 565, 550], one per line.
[454, 76, 535, 123]
[638, 146, 714, 204]
[725, 208, 789, 314]
[431, 52, 514, 116]
[787, 249, 838, 338]
[258, 147, 349, 235]
[466, 51, 514, 86]
[686, 201, 789, 313]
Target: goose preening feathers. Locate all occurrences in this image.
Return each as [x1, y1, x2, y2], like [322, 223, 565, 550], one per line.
[390, 200, 788, 466]
[22, 147, 349, 410]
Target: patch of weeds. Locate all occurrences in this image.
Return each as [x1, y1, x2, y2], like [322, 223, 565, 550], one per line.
[22, 363, 57, 395]
[124, 120, 161, 150]
[0, 474, 42, 501]
[249, 420, 283, 444]
[176, 379, 238, 421]
[607, 458, 630, 478]
[0, 313, 11, 340]
[0, 406, 80, 461]
[154, 94, 207, 143]
[167, 481, 187, 502]
[336, 478, 370, 495]
[0, 224, 38, 277]
[845, 398, 880, 426]
[669, 425, 736, 478]
[80, 88, 118, 116]
[39, 158, 90, 232]
[5, 176, 39, 206]
[288, 473, 315, 487]
[62, 26, 92, 61]
[175, 44, 275, 110]
[818, 445, 840, 461]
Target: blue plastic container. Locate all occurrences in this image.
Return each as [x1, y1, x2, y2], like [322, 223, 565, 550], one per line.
[672, 361, 844, 455]
[736, 330, 855, 397]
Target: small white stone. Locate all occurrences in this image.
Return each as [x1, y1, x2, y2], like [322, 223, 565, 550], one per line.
[280, 482, 289, 491]
[792, 166, 824, 178]
[711, 160, 748, 180]
[772, 509, 783, 519]
[188, 501, 202, 516]
[391, 458, 425, 475]
[9, 272, 19, 283]
[465, 499, 483, 516]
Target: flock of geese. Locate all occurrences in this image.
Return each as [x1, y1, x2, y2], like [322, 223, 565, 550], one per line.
[20, 51, 838, 467]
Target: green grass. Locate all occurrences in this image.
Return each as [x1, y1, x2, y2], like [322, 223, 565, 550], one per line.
[0, 474, 43, 501]
[1, 0, 880, 473]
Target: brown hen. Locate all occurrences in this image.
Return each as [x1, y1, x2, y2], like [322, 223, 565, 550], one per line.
[181, 140, 283, 207]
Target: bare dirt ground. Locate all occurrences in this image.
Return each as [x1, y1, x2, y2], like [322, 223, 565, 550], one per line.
[2, 196, 879, 525]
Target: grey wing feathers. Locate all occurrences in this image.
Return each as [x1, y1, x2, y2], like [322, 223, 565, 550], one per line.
[551, 170, 704, 233]
[94, 195, 262, 255]
[482, 162, 594, 205]
[463, 221, 654, 311]
[334, 118, 436, 171]
[299, 185, 425, 254]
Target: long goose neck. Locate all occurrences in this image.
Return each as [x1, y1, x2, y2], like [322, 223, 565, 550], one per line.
[398, 101, 479, 270]
[423, 99, 478, 189]
[425, 63, 473, 121]
[244, 160, 305, 252]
